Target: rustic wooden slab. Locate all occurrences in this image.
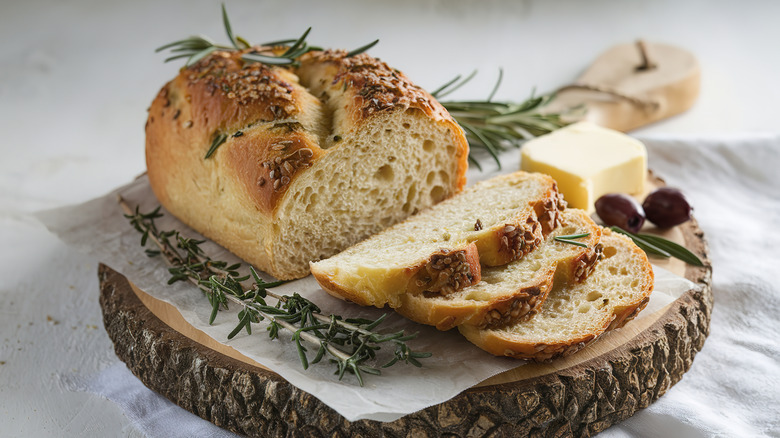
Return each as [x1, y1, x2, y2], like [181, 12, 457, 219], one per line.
[98, 181, 712, 438]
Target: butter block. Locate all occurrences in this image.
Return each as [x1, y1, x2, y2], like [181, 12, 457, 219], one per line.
[520, 122, 647, 212]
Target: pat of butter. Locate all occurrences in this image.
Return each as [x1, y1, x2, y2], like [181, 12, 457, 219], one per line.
[520, 122, 647, 212]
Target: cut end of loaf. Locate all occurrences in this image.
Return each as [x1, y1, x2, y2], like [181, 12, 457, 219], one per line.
[272, 109, 467, 279]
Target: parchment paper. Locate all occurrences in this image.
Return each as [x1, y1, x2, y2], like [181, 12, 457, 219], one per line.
[35, 172, 696, 422]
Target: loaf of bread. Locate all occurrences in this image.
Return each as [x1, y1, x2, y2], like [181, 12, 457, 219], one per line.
[146, 49, 469, 280]
[395, 209, 603, 330]
[458, 229, 653, 361]
[309, 171, 565, 307]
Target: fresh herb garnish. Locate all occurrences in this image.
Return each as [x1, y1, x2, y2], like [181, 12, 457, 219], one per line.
[609, 226, 704, 266]
[433, 70, 572, 170]
[204, 133, 227, 159]
[156, 4, 377, 68]
[554, 232, 591, 248]
[120, 197, 431, 386]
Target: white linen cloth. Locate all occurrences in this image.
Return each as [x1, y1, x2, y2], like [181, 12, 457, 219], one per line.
[44, 135, 780, 436]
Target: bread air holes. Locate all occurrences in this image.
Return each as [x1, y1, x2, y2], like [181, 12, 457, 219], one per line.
[305, 193, 319, 213]
[423, 139, 434, 152]
[603, 246, 618, 258]
[374, 164, 394, 182]
[402, 183, 418, 213]
[426, 171, 436, 184]
[406, 183, 418, 203]
[586, 291, 602, 302]
[430, 185, 445, 203]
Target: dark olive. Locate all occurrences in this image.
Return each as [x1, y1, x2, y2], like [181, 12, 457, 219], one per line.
[642, 187, 692, 228]
[594, 193, 646, 233]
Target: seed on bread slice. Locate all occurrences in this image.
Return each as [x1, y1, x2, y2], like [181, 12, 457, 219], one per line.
[309, 171, 564, 307]
[395, 209, 603, 331]
[458, 228, 653, 361]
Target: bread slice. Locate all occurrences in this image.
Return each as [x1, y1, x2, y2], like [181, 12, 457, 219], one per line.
[146, 49, 469, 280]
[458, 229, 653, 361]
[395, 209, 603, 330]
[310, 171, 565, 307]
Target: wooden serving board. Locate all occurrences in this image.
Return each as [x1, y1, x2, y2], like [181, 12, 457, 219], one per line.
[98, 177, 712, 438]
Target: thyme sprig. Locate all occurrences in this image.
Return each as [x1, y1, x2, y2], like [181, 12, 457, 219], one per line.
[433, 70, 571, 170]
[156, 4, 378, 68]
[554, 233, 591, 248]
[119, 197, 431, 386]
[609, 226, 704, 266]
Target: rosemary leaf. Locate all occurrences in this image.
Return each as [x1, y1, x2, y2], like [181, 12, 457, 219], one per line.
[204, 133, 228, 159]
[186, 46, 218, 67]
[164, 53, 197, 63]
[227, 311, 251, 340]
[282, 27, 311, 57]
[346, 39, 379, 57]
[609, 226, 704, 266]
[432, 70, 477, 100]
[556, 233, 591, 240]
[241, 53, 296, 65]
[209, 294, 220, 324]
[294, 331, 309, 369]
[554, 238, 588, 248]
[156, 36, 212, 53]
[221, 4, 240, 49]
[487, 68, 503, 103]
[262, 38, 299, 47]
[631, 233, 705, 267]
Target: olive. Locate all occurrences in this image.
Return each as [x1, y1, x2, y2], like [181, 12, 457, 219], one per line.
[643, 187, 692, 228]
[594, 193, 645, 233]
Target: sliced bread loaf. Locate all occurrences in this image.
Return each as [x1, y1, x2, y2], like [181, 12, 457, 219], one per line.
[146, 49, 470, 280]
[309, 171, 565, 307]
[395, 209, 603, 331]
[458, 229, 653, 361]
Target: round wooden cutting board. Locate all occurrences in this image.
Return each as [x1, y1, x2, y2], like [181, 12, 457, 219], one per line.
[98, 185, 712, 438]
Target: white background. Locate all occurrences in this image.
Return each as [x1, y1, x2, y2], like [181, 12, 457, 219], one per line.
[2, 0, 779, 436]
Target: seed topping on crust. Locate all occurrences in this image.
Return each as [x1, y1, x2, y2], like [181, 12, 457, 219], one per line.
[309, 50, 445, 119]
[260, 148, 314, 191]
[480, 287, 544, 329]
[416, 250, 474, 296]
[185, 49, 298, 118]
[538, 191, 567, 234]
[573, 243, 604, 283]
[500, 217, 544, 261]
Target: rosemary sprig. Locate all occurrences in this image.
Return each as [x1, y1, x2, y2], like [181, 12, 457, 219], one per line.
[433, 71, 571, 170]
[554, 233, 591, 248]
[119, 197, 431, 386]
[156, 4, 377, 68]
[609, 226, 704, 266]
